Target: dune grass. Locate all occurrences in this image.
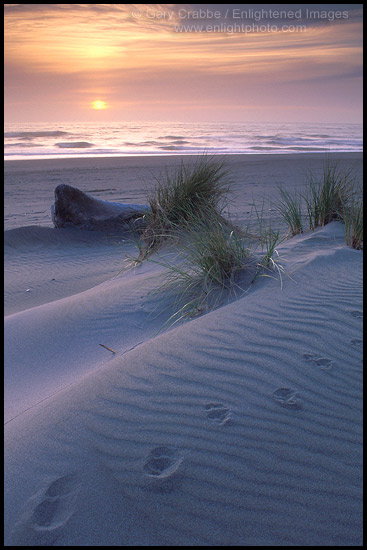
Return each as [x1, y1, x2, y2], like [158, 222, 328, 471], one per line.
[251, 200, 286, 286]
[150, 215, 257, 323]
[126, 155, 361, 328]
[125, 154, 359, 326]
[180, 218, 254, 290]
[140, 154, 231, 258]
[343, 193, 363, 250]
[304, 163, 356, 230]
[124, 154, 287, 322]
[276, 186, 304, 236]
[147, 203, 287, 326]
[276, 161, 362, 249]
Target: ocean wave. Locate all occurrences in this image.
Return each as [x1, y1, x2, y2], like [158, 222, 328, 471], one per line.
[250, 146, 279, 151]
[4, 130, 70, 139]
[55, 142, 95, 148]
[284, 146, 329, 151]
[4, 122, 363, 160]
[4, 142, 40, 147]
[266, 137, 318, 145]
[123, 140, 161, 147]
[158, 145, 183, 151]
[158, 135, 186, 140]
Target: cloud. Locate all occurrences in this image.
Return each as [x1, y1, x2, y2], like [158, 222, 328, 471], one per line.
[4, 3, 363, 123]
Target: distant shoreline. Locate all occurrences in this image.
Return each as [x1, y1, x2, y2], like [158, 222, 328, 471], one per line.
[4, 150, 363, 168]
[4, 149, 364, 162]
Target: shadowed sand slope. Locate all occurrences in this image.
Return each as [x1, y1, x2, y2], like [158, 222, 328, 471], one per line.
[4, 223, 362, 546]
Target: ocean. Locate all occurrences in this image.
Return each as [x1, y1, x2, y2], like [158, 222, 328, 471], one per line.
[4, 121, 362, 160]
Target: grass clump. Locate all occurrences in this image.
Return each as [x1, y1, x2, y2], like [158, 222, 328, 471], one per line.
[141, 154, 231, 257]
[343, 193, 363, 250]
[128, 156, 287, 324]
[251, 200, 286, 285]
[276, 186, 304, 236]
[304, 163, 356, 230]
[182, 218, 253, 289]
[151, 208, 286, 326]
[152, 215, 256, 323]
[276, 160, 362, 250]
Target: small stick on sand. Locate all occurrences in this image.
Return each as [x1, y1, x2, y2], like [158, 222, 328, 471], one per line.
[99, 343, 116, 354]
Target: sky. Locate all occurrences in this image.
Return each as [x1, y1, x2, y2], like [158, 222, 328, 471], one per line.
[4, 3, 363, 124]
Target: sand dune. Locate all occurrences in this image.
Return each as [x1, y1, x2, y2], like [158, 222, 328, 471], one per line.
[4, 215, 363, 545]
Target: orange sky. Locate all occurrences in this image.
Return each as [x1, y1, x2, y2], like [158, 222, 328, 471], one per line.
[4, 4, 363, 123]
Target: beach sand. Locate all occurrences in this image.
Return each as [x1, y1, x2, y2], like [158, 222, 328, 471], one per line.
[4, 153, 363, 546]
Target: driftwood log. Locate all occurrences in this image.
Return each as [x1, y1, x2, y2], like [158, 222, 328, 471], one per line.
[51, 184, 150, 231]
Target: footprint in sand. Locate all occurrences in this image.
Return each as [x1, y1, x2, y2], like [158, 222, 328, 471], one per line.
[204, 403, 231, 425]
[143, 446, 184, 480]
[350, 338, 363, 347]
[350, 310, 363, 319]
[302, 353, 333, 370]
[272, 388, 302, 410]
[31, 474, 79, 531]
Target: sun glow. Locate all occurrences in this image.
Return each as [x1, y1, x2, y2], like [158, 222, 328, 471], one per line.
[91, 100, 107, 110]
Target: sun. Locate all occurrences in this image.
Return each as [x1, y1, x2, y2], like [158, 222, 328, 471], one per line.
[91, 100, 107, 110]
